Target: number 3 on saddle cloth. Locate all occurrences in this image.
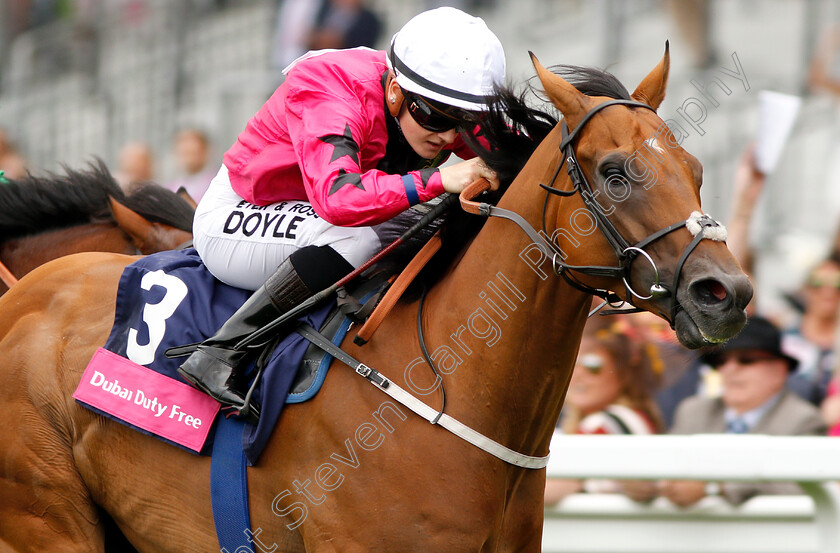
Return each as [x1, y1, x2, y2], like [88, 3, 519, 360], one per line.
[73, 248, 352, 465]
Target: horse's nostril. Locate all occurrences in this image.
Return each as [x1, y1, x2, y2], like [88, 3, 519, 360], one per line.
[690, 279, 729, 306]
[707, 280, 727, 301]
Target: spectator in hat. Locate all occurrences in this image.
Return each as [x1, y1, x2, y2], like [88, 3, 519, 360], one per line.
[623, 316, 826, 507]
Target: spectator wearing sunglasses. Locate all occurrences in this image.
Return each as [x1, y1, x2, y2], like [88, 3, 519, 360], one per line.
[179, 7, 506, 419]
[783, 255, 840, 406]
[623, 316, 825, 507]
[544, 320, 664, 505]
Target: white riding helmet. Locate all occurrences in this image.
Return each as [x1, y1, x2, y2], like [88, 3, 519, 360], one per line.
[387, 7, 506, 112]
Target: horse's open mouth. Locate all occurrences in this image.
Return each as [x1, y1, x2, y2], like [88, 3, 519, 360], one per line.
[673, 308, 742, 349]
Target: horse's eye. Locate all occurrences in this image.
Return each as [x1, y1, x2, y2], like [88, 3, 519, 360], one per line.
[603, 167, 627, 185]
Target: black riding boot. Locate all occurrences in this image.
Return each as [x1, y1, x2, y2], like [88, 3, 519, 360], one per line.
[177, 245, 354, 422]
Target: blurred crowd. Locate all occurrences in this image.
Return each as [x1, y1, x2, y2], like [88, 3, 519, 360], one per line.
[0, 128, 26, 180]
[545, 295, 831, 508]
[0, 0, 388, 198]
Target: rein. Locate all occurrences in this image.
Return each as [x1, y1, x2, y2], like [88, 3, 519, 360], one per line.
[199, 100, 728, 471]
[319, 120, 726, 469]
[0, 258, 18, 288]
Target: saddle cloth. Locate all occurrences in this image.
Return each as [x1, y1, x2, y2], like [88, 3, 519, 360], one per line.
[78, 248, 355, 464]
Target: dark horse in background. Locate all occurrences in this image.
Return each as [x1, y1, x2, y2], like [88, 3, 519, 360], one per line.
[0, 162, 195, 295]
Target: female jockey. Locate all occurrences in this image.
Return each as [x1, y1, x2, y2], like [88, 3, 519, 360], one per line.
[178, 7, 505, 421]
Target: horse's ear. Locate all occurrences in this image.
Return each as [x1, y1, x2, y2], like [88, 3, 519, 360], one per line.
[530, 51, 595, 131]
[175, 186, 198, 210]
[631, 41, 670, 110]
[109, 197, 153, 253]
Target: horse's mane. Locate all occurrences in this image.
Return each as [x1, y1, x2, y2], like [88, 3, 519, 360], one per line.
[550, 65, 631, 101]
[122, 181, 195, 233]
[0, 161, 194, 240]
[408, 64, 630, 290]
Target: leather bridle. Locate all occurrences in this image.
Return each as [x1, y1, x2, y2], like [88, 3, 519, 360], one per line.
[461, 99, 727, 326]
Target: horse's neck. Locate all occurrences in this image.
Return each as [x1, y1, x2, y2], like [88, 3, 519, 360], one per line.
[427, 166, 591, 455]
[0, 223, 133, 279]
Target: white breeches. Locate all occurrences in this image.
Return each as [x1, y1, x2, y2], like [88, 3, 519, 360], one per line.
[192, 165, 381, 290]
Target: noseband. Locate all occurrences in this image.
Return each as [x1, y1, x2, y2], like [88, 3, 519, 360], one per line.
[462, 99, 727, 326]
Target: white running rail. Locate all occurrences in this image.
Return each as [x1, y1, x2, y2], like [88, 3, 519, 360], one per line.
[543, 435, 840, 553]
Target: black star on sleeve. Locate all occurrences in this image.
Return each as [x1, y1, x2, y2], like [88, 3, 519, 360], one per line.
[318, 123, 361, 166]
[328, 169, 365, 195]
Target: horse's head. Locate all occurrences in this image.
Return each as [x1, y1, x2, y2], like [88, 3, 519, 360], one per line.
[109, 189, 193, 254]
[0, 168, 195, 296]
[531, 45, 752, 348]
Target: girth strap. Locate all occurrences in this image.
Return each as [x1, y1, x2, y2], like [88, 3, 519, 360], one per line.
[295, 323, 550, 470]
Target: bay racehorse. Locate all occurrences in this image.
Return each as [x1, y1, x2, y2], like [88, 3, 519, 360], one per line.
[0, 162, 195, 295]
[0, 48, 751, 552]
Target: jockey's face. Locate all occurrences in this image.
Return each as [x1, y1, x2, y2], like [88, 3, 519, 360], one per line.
[386, 76, 459, 160]
[398, 107, 459, 160]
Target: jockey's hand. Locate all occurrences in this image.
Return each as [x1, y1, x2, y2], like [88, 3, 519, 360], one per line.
[440, 157, 500, 194]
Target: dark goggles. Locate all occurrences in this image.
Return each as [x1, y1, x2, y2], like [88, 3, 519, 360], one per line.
[403, 91, 479, 133]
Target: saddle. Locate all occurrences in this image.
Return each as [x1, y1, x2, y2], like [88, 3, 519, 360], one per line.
[76, 235, 439, 463]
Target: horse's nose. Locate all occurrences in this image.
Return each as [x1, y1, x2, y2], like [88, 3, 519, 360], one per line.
[687, 273, 753, 313]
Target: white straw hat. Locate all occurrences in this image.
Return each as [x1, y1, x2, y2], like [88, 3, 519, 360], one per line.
[387, 7, 506, 111]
